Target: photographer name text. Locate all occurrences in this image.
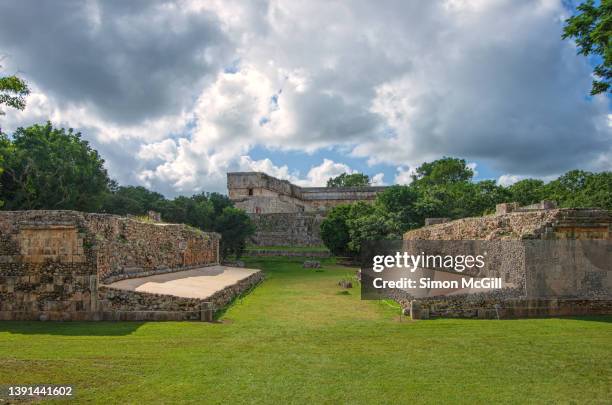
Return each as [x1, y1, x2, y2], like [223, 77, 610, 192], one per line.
[372, 277, 502, 290]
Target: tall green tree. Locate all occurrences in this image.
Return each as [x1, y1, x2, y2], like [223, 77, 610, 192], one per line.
[214, 207, 255, 259]
[0, 131, 10, 208]
[320, 204, 352, 255]
[208, 192, 234, 216]
[455, 181, 510, 217]
[0, 69, 29, 207]
[346, 209, 401, 255]
[320, 202, 400, 256]
[0, 70, 29, 115]
[327, 172, 370, 187]
[507, 179, 545, 206]
[375, 185, 420, 230]
[412, 157, 474, 185]
[562, 0, 612, 94]
[0, 122, 111, 211]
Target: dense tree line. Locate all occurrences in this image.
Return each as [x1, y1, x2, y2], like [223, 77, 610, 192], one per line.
[321, 158, 612, 256]
[0, 122, 254, 258]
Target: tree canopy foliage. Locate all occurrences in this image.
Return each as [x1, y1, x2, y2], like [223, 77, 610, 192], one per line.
[0, 122, 254, 258]
[320, 157, 611, 257]
[412, 157, 474, 185]
[326, 172, 370, 187]
[0, 69, 29, 115]
[0, 123, 111, 211]
[215, 207, 256, 259]
[563, 0, 612, 95]
[0, 69, 30, 208]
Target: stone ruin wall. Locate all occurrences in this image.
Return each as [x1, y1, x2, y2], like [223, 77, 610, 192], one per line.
[86, 214, 220, 282]
[227, 172, 304, 214]
[402, 205, 612, 319]
[228, 172, 387, 246]
[247, 213, 326, 246]
[0, 210, 221, 321]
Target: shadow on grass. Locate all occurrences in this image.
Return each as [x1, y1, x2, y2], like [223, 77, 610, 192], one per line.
[213, 276, 266, 321]
[0, 321, 146, 336]
[564, 315, 612, 323]
[410, 315, 612, 323]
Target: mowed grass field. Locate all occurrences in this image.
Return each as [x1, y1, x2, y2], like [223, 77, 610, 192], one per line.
[245, 245, 330, 252]
[0, 257, 611, 404]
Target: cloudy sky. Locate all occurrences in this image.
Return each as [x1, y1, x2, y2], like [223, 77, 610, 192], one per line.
[0, 0, 609, 196]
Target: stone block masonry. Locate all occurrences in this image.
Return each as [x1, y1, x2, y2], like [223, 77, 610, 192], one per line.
[87, 214, 220, 282]
[401, 204, 612, 319]
[404, 207, 611, 241]
[0, 210, 252, 321]
[245, 249, 331, 258]
[247, 212, 326, 246]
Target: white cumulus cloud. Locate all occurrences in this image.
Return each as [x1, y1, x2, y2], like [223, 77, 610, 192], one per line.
[497, 174, 526, 187]
[0, 0, 609, 196]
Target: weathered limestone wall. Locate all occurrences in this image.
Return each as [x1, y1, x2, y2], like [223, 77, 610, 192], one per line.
[0, 211, 98, 321]
[299, 186, 388, 211]
[228, 172, 300, 201]
[248, 213, 325, 246]
[233, 195, 308, 215]
[406, 295, 612, 319]
[400, 240, 528, 293]
[245, 249, 331, 258]
[0, 210, 220, 321]
[87, 215, 220, 282]
[404, 208, 611, 241]
[402, 207, 612, 319]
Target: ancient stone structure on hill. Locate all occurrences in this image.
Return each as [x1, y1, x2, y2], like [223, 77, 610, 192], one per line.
[227, 172, 387, 246]
[0, 210, 262, 321]
[400, 202, 612, 319]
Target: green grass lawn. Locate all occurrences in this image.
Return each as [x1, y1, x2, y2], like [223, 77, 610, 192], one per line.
[245, 245, 330, 252]
[0, 257, 611, 404]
